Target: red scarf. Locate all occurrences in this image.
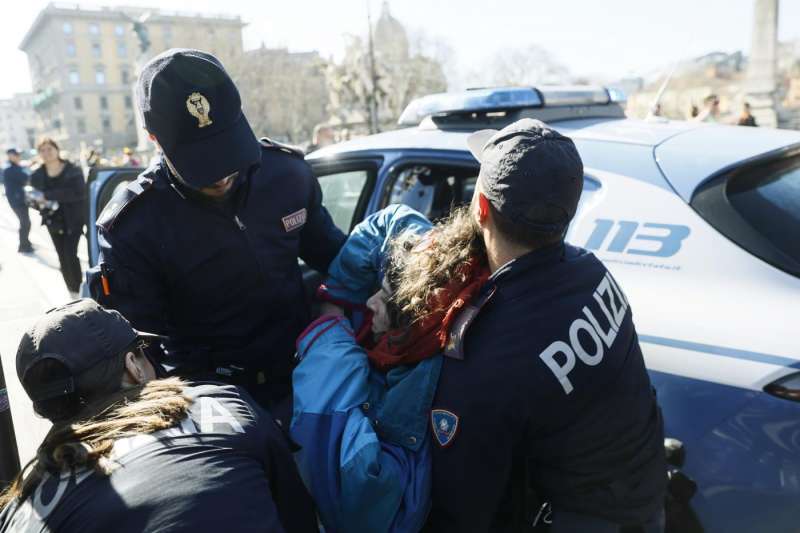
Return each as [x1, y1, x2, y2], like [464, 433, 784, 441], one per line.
[366, 258, 490, 371]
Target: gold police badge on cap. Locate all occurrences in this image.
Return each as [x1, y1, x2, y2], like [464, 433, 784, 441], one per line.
[186, 92, 213, 128]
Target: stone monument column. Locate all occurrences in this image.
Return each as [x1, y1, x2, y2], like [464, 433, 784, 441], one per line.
[745, 0, 779, 128]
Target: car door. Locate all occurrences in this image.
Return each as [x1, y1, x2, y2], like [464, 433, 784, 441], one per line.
[303, 158, 380, 301]
[85, 166, 143, 269]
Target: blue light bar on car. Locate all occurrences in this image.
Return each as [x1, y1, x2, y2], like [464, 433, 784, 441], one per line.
[398, 85, 621, 126]
[538, 86, 610, 106]
[397, 87, 542, 127]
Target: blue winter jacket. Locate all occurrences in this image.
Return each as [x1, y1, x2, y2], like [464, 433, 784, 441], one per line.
[291, 205, 440, 533]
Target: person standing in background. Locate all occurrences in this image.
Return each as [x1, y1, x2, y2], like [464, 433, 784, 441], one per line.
[3, 148, 33, 253]
[30, 138, 87, 295]
[737, 102, 758, 127]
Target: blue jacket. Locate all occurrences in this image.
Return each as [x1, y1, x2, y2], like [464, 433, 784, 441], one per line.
[291, 205, 438, 533]
[3, 163, 28, 209]
[92, 141, 345, 403]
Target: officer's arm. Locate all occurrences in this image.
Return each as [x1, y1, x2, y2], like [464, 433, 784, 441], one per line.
[319, 204, 432, 305]
[291, 316, 429, 533]
[297, 173, 346, 273]
[94, 226, 169, 334]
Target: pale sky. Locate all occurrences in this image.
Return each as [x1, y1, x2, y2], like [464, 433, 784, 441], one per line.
[1, 0, 799, 99]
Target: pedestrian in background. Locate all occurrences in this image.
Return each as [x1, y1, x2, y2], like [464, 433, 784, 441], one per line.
[121, 147, 141, 167]
[737, 102, 758, 127]
[30, 138, 87, 295]
[2, 148, 33, 253]
[307, 124, 335, 153]
[694, 94, 720, 123]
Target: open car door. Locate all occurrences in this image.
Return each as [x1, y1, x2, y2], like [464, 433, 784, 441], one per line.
[82, 166, 143, 288]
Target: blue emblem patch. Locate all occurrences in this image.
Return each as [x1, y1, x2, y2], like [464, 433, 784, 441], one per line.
[431, 409, 459, 447]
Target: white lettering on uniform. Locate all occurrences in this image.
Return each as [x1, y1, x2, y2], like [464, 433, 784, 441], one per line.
[569, 319, 604, 366]
[582, 305, 617, 348]
[199, 396, 245, 434]
[593, 277, 619, 330]
[538, 273, 631, 395]
[538, 341, 576, 395]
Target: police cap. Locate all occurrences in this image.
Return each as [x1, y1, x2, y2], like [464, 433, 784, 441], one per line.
[467, 118, 584, 233]
[136, 48, 260, 188]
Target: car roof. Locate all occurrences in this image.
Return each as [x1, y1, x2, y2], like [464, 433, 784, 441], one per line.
[309, 117, 699, 158]
[309, 117, 800, 199]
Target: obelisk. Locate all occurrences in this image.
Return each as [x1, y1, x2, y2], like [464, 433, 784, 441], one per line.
[745, 0, 779, 128]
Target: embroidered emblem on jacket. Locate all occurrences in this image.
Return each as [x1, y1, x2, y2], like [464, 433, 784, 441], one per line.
[431, 409, 459, 447]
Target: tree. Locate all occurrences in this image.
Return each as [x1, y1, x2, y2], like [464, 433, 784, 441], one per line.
[468, 45, 571, 87]
[229, 46, 329, 144]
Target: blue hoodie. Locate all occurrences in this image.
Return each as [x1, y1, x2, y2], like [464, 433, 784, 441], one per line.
[291, 205, 439, 533]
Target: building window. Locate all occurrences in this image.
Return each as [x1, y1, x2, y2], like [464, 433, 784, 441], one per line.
[92, 42, 102, 59]
[53, 119, 62, 130]
[63, 22, 73, 34]
[69, 69, 80, 85]
[115, 24, 125, 36]
[77, 118, 86, 135]
[102, 117, 112, 132]
[95, 68, 106, 85]
[117, 42, 127, 58]
[121, 69, 130, 84]
[100, 96, 108, 110]
[74, 96, 82, 110]
[66, 42, 76, 57]
[124, 95, 132, 109]
[89, 23, 100, 36]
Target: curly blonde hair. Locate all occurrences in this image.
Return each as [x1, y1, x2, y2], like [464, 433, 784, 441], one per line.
[0, 377, 191, 510]
[386, 205, 487, 324]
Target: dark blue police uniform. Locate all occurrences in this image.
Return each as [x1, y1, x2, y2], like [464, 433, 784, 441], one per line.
[89, 49, 346, 408]
[93, 143, 344, 404]
[0, 381, 318, 533]
[424, 119, 666, 532]
[424, 243, 666, 532]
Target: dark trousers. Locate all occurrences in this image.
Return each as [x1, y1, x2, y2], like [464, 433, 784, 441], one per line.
[47, 226, 82, 293]
[10, 205, 31, 250]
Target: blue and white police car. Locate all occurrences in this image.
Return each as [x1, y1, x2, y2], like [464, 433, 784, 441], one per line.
[86, 86, 800, 533]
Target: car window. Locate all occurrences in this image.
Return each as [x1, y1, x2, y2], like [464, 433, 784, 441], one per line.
[384, 164, 478, 221]
[318, 169, 370, 232]
[692, 153, 800, 277]
[727, 164, 800, 263]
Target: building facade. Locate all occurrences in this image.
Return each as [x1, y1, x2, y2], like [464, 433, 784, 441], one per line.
[20, 3, 245, 155]
[0, 94, 37, 152]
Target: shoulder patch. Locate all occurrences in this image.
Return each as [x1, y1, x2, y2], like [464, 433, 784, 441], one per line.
[259, 136, 305, 159]
[431, 409, 460, 447]
[96, 174, 154, 231]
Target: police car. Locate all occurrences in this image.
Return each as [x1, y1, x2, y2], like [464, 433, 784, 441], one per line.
[86, 86, 800, 533]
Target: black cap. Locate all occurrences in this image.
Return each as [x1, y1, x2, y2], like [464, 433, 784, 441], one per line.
[6, 148, 19, 156]
[16, 299, 160, 419]
[136, 48, 260, 188]
[467, 118, 584, 233]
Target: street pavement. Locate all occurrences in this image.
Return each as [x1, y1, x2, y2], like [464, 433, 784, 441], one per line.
[0, 191, 89, 465]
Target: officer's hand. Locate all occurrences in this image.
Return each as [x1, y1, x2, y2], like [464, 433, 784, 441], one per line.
[319, 302, 345, 318]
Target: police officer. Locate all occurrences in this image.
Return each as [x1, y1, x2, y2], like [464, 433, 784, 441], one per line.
[423, 119, 666, 532]
[0, 299, 317, 532]
[90, 49, 345, 411]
